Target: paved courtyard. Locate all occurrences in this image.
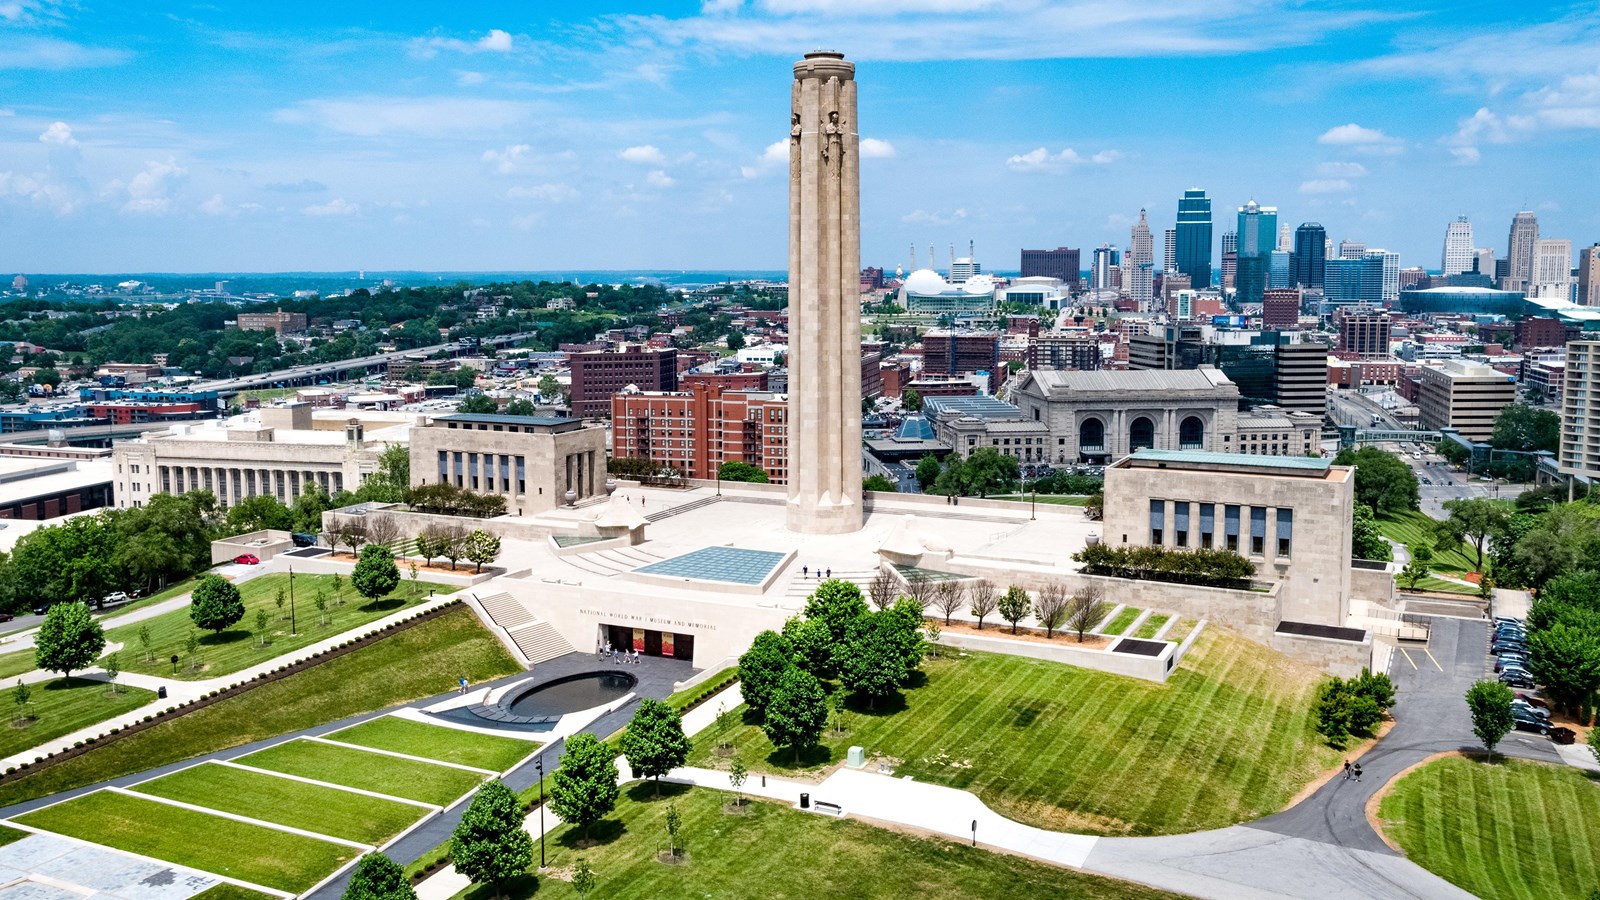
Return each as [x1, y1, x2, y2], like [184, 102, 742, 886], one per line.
[0, 834, 223, 900]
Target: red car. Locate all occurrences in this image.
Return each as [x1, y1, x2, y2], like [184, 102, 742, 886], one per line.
[233, 553, 260, 565]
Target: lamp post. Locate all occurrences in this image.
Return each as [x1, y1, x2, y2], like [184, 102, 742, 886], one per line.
[288, 566, 297, 637]
[535, 756, 547, 868]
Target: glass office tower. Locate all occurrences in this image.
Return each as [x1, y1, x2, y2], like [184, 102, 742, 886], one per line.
[1175, 188, 1213, 289]
[1292, 223, 1326, 289]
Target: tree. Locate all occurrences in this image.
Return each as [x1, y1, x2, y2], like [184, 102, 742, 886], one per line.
[189, 575, 246, 634]
[275, 587, 287, 621]
[450, 779, 533, 898]
[137, 623, 153, 662]
[836, 609, 920, 708]
[1333, 447, 1419, 515]
[1399, 544, 1433, 591]
[365, 515, 402, 556]
[351, 544, 401, 602]
[255, 607, 270, 647]
[863, 474, 897, 492]
[868, 569, 898, 611]
[761, 666, 827, 763]
[728, 759, 748, 806]
[315, 590, 329, 627]
[997, 585, 1030, 634]
[457, 394, 499, 414]
[414, 528, 442, 567]
[502, 398, 536, 417]
[1526, 623, 1600, 714]
[337, 519, 367, 557]
[1312, 673, 1391, 745]
[903, 389, 922, 412]
[930, 579, 964, 626]
[1033, 581, 1069, 639]
[1590, 717, 1600, 767]
[664, 802, 683, 857]
[1465, 680, 1514, 757]
[1434, 497, 1506, 574]
[342, 852, 417, 900]
[184, 629, 201, 670]
[1491, 404, 1560, 454]
[103, 651, 120, 694]
[717, 461, 770, 484]
[223, 495, 295, 536]
[536, 374, 562, 402]
[714, 702, 734, 750]
[409, 560, 421, 597]
[549, 733, 620, 840]
[782, 615, 834, 679]
[464, 529, 502, 573]
[1350, 504, 1392, 562]
[737, 630, 792, 718]
[966, 579, 998, 630]
[438, 522, 470, 570]
[803, 579, 868, 646]
[619, 699, 691, 797]
[914, 454, 941, 492]
[11, 679, 30, 726]
[332, 572, 345, 606]
[571, 859, 596, 897]
[1065, 585, 1105, 642]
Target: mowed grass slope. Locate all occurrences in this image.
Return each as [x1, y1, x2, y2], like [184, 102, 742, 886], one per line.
[102, 571, 447, 681]
[0, 680, 155, 759]
[1376, 510, 1479, 573]
[1379, 756, 1600, 900]
[328, 716, 536, 771]
[467, 784, 1187, 900]
[0, 606, 520, 808]
[15, 790, 355, 892]
[695, 628, 1340, 835]
[237, 739, 486, 807]
[132, 762, 426, 845]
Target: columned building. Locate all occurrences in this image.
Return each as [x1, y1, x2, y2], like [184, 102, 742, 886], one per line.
[408, 413, 607, 515]
[1010, 367, 1242, 464]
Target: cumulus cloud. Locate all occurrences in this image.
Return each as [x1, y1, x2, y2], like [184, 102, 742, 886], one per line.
[1298, 179, 1352, 194]
[859, 137, 896, 158]
[507, 182, 579, 203]
[701, 0, 742, 12]
[739, 140, 789, 178]
[620, 144, 667, 164]
[483, 144, 533, 174]
[39, 121, 76, 146]
[199, 194, 234, 216]
[1004, 146, 1119, 173]
[1450, 146, 1482, 164]
[477, 29, 513, 52]
[263, 179, 327, 193]
[456, 70, 488, 87]
[303, 197, 360, 216]
[121, 158, 188, 214]
[409, 29, 515, 58]
[646, 169, 676, 188]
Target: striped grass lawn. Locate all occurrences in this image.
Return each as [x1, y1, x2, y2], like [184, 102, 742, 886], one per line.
[0, 679, 155, 759]
[131, 761, 427, 845]
[694, 628, 1340, 835]
[1377, 510, 1479, 573]
[1133, 614, 1171, 639]
[1379, 756, 1600, 900]
[14, 790, 355, 892]
[1405, 575, 1481, 596]
[326, 715, 536, 771]
[237, 738, 486, 806]
[1101, 606, 1141, 636]
[189, 885, 279, 900]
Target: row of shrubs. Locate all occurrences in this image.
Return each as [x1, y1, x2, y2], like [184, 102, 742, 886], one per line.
[2, 599, 462, 780]
[673, 669, 739, 715]
[1072, 543, 1257, 589]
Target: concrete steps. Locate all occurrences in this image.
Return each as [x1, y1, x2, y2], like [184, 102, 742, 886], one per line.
[476, 591, 533, 630]
[508, 621, 573, 666]
[785, 569, 880, 600]
[645, 495, 722, 523]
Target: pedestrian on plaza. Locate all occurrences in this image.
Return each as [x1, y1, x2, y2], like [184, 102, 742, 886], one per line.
[1352, 763, 1363, 782]
[802, 565, 808, 577]
[1342, 760, 1351, 780]
[458, 676, 468, 695]
[826, 567, 831, 578]
[633, 649, 641, 664]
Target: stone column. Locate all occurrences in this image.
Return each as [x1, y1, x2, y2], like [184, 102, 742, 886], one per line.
[786, 50, 863, 535]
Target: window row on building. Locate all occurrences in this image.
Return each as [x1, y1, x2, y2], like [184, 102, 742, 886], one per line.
[1148, 498, 1293, 559]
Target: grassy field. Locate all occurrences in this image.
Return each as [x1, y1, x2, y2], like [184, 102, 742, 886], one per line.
[1376, 510, 1480, 573]
[1379, 756, 1600, 900]
[14, 790, 355, 892]
[237, 739, 486, 806]
[0, 678, 155, 759]
[1133, 614, 1171, 640]
[1101, 606, 1141, 636]
[692, 628, 1340, 836]
[102, 571, 447, 681]
[0, 606, 519, 808]
[132, 761, 426, 845]
[0, 824, 26, 847]
[454, 784, 1186, 900]
[328, 716, 535, 772]
[0, 648, 38, 681]
[1404, 575, 1481, 596]
[189, 885, 280, 900]
[992, 494, 1090, 506]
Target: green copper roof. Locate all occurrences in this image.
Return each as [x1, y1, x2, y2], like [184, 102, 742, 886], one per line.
[1127, 448, 1332, 472]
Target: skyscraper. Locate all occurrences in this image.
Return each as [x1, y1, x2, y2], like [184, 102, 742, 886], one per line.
[1235, 199, 1278, 304]
[1175, 188, 1212, 289]
[1019, 247, 1079, 284]
[1506, 211, 1539, 291]
[1442, 216, 1474, 277]
[1163, 227, 1177, 275]
[1578, 243, 1600, 306]
[1532, 239, 1573, 300]
[1269, 250, 1292, 289]
[786, 50, 862, 535]
[1474, 247, 1496, 280]
[1364, 249, 1400, 304]
[1129, 209, 1154, 305]
[1091, 245, 1119, 290]
[1338, 240, 1366, 259]
[1278, 223, 1293, 252]
[1293, 223, 1326, 290]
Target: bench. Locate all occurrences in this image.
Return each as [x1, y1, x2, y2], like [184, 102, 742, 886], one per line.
[813, 800, 844, 816]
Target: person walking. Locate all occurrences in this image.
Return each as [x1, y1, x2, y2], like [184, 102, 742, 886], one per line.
[825, 567, 832, 578]
[802, 565, 808, 577]
[1352, 763, 1363, 782]
[458, 676, 468, 695]
[1342, 760, 1351, 780]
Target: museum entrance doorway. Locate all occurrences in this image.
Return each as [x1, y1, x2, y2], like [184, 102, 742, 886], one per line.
[603, 624, 695, 660]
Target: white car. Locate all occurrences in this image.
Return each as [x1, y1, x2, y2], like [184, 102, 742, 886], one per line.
[101, 591, 130, 606]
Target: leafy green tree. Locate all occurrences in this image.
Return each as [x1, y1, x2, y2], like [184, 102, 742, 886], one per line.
[1526, 623, 1600, 714]
[12, 679, 31, 725]
[223, 495, 296, 536]
[457, 394, 499, 414]
[571, 859, 596, 896]
[189, 574, 245, 634]
[863, 474, 897, 492]
[717, 461, 770, 484]
[502, 398, 536, 416]
[34, 602, 105, 679]
[354, 444, 411, 504]
[293, 482, 334, 534]
[1510, 503, 1600, 590]
[997, 584, 1030, 634]
[1333, 447, 1419, 515]
[737, 630, 793, 718]
[761, 666, 827, 763]
[342, 851, 417, 900]
[1465, 680, 1514, 757]
[1399, 544, 1433, 591]
[804, 579, 869, 646]
[137, 623, 153, 662]
[450, 779, 533, 898]
[619, 698, 691, 796]
[255, 607, 270, 647]
[837, 609, 920, 707]
[725, 329, 746, 351]
[464, 529, 502, 573]
[782, 615, 835, 679]
[1491, 404, 1560, 454]
[902, 389, 922, 412]
[1589, 717, 1600, 767]
[536, 374, 562, 401]
[1433, 497, 1506, 573]
[11, 512, 123, 609]
[664, 802, 683, 857]
[116, 491, 216, 591]
[549, 733, 620, 840]
[351, 544, 401, 601]
[1350, 504, 1392, 562]
[914, 454, 941, 492]
[184, 628, 201, 669]
[728, 759, 748, 806]
[103, 651, 120, 693]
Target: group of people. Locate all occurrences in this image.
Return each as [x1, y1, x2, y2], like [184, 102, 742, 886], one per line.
[601, 641, 643, 665]
[800, 565, 832, 579]
[1342, 760, 1365, 782]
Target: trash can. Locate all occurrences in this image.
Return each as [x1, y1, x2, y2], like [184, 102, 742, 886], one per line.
[157, 686, 167, 700]
[799, 792, 810, 809]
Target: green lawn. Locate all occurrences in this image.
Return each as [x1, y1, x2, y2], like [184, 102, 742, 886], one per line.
[693, 628, 1341, 835]
[1379, 756, 1600, 900]
[0, 678, 156, 759]
[1133, 614, 1171, 639]
[101, 572, 447, 681]
[100, 576, 205, 621]
[0, 648, 38, 681]
[1377, 510, 1480, 573]
[237, 739, 486, 806]
[327, 716, 536, 771]
[992, 494, 1090, 506]
[0, 824, 26, 847]
[1404, 575, 1482, 596]
[1100, 606, 1141, 636]
[452, 785, 1185, 900]
[0, 606, 519, 808]
[132, 761, 427, 845]
[14, 790, 355, 892]
[188, 885, 280, 900]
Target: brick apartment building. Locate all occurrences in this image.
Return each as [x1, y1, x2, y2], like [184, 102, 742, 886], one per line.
[236, 309, 309, 334]
[922, 330, 1001, 392]
[569, 346, 678, 418]
[611, 383, 788, 482]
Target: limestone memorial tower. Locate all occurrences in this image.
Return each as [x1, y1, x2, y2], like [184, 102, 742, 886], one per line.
[786, 51, 864, 535]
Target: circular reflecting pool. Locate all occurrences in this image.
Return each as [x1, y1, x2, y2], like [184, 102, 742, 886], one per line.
[507, 671, 636, 718]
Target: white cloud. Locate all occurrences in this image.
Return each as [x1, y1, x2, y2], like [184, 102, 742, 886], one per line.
[701, 0, 742, 12]
[739, 140, 789, 178]
[1450, 146, 1481, 165]
[620, 144, 667, 164]
[646, 169, 676, 188]
[409, 29, 515, 59]
[859, 137, 896, 158]
[1317, 123, 1394, 145]
[482, 144, 533, 174]
[274, 97, 531, 137]
[477, 29, 513, 52]
[263, 179, 327, 193]
[1298, 179, 1352, 194]
[199, 194, 234, 216]
[303, 197, 360, 217]
[1091, 149, 1122, 164]
[507, 183, 579, 203]
[456, 71, 487, 87]
[121, 158, 188, 214]
[1316, 161, 1367, 177]
[1004, 146, 1118, 173]
[0, 37, 130, 70]
[0, 170, 82, 214]
[38, 121, 76, 146]
[901, 207, 967, 225]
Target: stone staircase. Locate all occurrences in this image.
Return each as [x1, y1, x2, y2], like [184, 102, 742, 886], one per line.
[785, 568, 881, 601]
[556, 544, 669, 578]
[477, 591, 533, 630]
[645, 494, 723, 523]
[507, 621, 574, 666]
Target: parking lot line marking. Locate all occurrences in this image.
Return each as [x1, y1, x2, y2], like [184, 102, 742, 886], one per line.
[1399, 648, 1418, 670]
[1423, 648, 1443, 672]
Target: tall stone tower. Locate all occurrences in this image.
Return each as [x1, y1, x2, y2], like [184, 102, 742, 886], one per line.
[786, 51, 863, 535]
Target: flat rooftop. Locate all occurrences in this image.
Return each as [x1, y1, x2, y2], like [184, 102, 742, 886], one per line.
[634, 547, 788, 585]
[1117, 449, 1344, 480]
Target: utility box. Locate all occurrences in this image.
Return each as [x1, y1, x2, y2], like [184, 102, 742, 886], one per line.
[847, 746, 866, 768]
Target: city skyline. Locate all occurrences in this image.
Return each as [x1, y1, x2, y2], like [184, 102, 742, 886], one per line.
[1, 2, 1598, 273]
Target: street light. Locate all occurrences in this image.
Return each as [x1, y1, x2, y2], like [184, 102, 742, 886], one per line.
[536, 756, 547, 868]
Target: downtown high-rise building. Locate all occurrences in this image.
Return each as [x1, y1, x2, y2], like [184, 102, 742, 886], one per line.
[1474, 247, 1496, 280]
[1506, 211, 1539, 291]
[1579, 243, 1600, 306]
[1532, 239, 1574, 300]
[1163, 227, 1177, 274]
[1175, 188, 1213, 288]
[1293, 223, 1326, 290]
[1020, 247, 1080, 284]
[1091, 245, 1119, 290]
[1364, 249, 1400, 304]
[1235, 199, 1278, 304]
[1338, 240, 1366, 259]
[1442, 216, 1474, 277]
[1129, 209, 1154, 305]
[1277, 223, 1293, 252]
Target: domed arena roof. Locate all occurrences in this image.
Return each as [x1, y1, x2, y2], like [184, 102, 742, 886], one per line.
[902, 268, 951, 295]
[962, 274, 996, 295]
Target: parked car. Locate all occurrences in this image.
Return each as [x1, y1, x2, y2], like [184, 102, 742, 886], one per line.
[232, 553, 260, 565]
[1511, 699, 1550, 720]
[0, 612, 12, 623]
[1493, 615, 1523, 627]
[1514, 692, 1548, 709]
[1495, 655, 1529, 673]
[291, 532, 318, 548]
[1500, 669, 1536, 688]
[1511, 709, 1551, 735]
[31, 604, 49, 616]
[102, 591, 129, 606]
[1494, 625, 1526, 639]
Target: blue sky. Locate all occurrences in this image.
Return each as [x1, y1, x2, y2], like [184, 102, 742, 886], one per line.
[2, 1, 1598, 274]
